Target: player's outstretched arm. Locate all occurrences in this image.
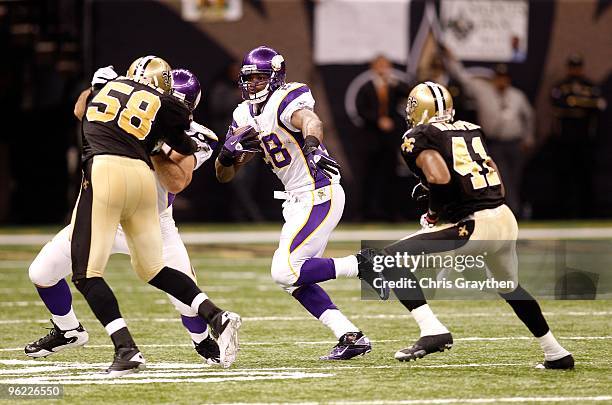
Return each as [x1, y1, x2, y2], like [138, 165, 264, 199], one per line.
[291, 108, 323, 142]
[152, 148, 194, 194]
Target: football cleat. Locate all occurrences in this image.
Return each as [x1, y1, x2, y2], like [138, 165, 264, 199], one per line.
[193, 336, 221, 366]
[25, 320, 89, 358]
[356, 248, 390, 300]
[542, 354, 575, 370]
[320, 332, 372, 360]
[105, 347, 146, 377]
[395, 333, 453, 362]
[209, 311, 242, 368]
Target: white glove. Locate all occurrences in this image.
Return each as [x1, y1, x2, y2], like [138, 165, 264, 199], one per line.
[185, 121, 218, 170]
[91, 65, 118, 89]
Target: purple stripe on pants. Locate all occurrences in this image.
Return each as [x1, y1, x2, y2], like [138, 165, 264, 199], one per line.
[292, 284, 337, 318]
[289, 199, 331, 253]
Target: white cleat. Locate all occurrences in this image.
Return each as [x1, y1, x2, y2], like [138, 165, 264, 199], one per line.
[210, 311, 242, 368]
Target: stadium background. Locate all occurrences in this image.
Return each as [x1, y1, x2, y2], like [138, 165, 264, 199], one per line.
[0, 0, 610, 225]
[0, 2, 611, 403]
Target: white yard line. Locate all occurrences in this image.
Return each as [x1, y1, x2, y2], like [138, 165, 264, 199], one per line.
[1, 311, 610, 326]
[1, 335, 610, 353]
[217, 398, 612, 405]
[2, 227, 612, 246]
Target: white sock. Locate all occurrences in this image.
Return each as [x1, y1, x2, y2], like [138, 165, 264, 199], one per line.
[189, 328, 209, 344]
[333, 255, 359, 278]
[318, 309, 359, 338]
[104, 318, 127, 336]
[538, 331, 570, 361]
[190, 292, 209, 313]
[52, 307, 79, 331]
[411, 304, 449, 337]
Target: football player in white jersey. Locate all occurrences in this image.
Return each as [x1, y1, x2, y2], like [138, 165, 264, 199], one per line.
[25, 68, 233, 368]
[215, 46, 387, 360]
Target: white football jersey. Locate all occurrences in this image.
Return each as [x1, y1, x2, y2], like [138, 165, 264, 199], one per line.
[231, 82, 340, 192]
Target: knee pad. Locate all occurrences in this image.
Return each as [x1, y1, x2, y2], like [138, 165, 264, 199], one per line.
[270, 251, 301, 290]
[29, 262, 52, 287]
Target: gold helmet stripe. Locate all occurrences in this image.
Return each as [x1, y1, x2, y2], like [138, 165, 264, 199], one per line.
[134, 55, 156, 79]
[424, 81, 445, 116]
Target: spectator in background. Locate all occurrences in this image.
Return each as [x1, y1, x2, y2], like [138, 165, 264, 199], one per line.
[550, 54, 606, 218]
[443, 48, 534, 216]
[355, 55, 409, 220]
[208, 62, 264, 221]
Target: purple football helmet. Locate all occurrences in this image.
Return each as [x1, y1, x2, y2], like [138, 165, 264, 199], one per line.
[171, 68, 201, 111]
[238, 46, 286, 104]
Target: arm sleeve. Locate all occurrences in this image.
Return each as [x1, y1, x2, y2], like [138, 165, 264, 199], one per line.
[279, 87, 316, 132]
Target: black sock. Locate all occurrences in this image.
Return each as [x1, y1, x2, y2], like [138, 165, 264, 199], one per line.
[383, 266, 427, 311]
[148, 266, 201, 306]
[500, 284, 550, 338]
[110, 327, 137, 351]
[74, 277, 123, 325]
[198, 300, 223, 321]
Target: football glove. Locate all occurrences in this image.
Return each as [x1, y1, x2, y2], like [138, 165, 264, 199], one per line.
[411, 182, 429, 203]
[218, 126, 261, 167]
[91, 65, 118, 89]
[419, 211, 439, 229]
[186, 121, 218, 170]
[302, 136, 340, 179]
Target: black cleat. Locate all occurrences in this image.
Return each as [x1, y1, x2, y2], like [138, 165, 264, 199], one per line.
[543, 354, 575, 370]
[25, 320, 89, 358]
[194, 336, 221, 365]
[320, 332, 372, 360]
[356, 248, 390, 300]
[106, 347, 146, 377]
[395, 333, 453, 362]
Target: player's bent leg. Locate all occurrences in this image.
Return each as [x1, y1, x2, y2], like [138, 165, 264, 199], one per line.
[74, 276, 145, 376]
[292, 284, 371, 360]
[26, 227, 88, 357]
[71, 157, 144, 376]
[383, 223, 469, 361]
[499, 284, 573, 369]
[483, 207, 573, 369]
[159, 226, 221, 365]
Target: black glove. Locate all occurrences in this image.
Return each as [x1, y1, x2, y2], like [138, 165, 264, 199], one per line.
[411, 182, 429, 203]
[302, 136, 340, 179]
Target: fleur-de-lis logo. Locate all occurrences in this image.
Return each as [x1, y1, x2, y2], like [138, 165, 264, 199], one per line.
[401, 137, 416, 153]
[406, 95, 418, 115]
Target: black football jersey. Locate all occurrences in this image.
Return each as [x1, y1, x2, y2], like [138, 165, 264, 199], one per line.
[401, 120, 505, 222]
[81, 77, 194, 168]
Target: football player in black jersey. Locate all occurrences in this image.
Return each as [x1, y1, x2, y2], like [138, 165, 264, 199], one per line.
[358, 82, 574, 369]
[71, 56, 241, 375]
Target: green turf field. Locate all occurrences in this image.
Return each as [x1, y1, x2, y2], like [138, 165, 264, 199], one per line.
[0, 241, 610, 404]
